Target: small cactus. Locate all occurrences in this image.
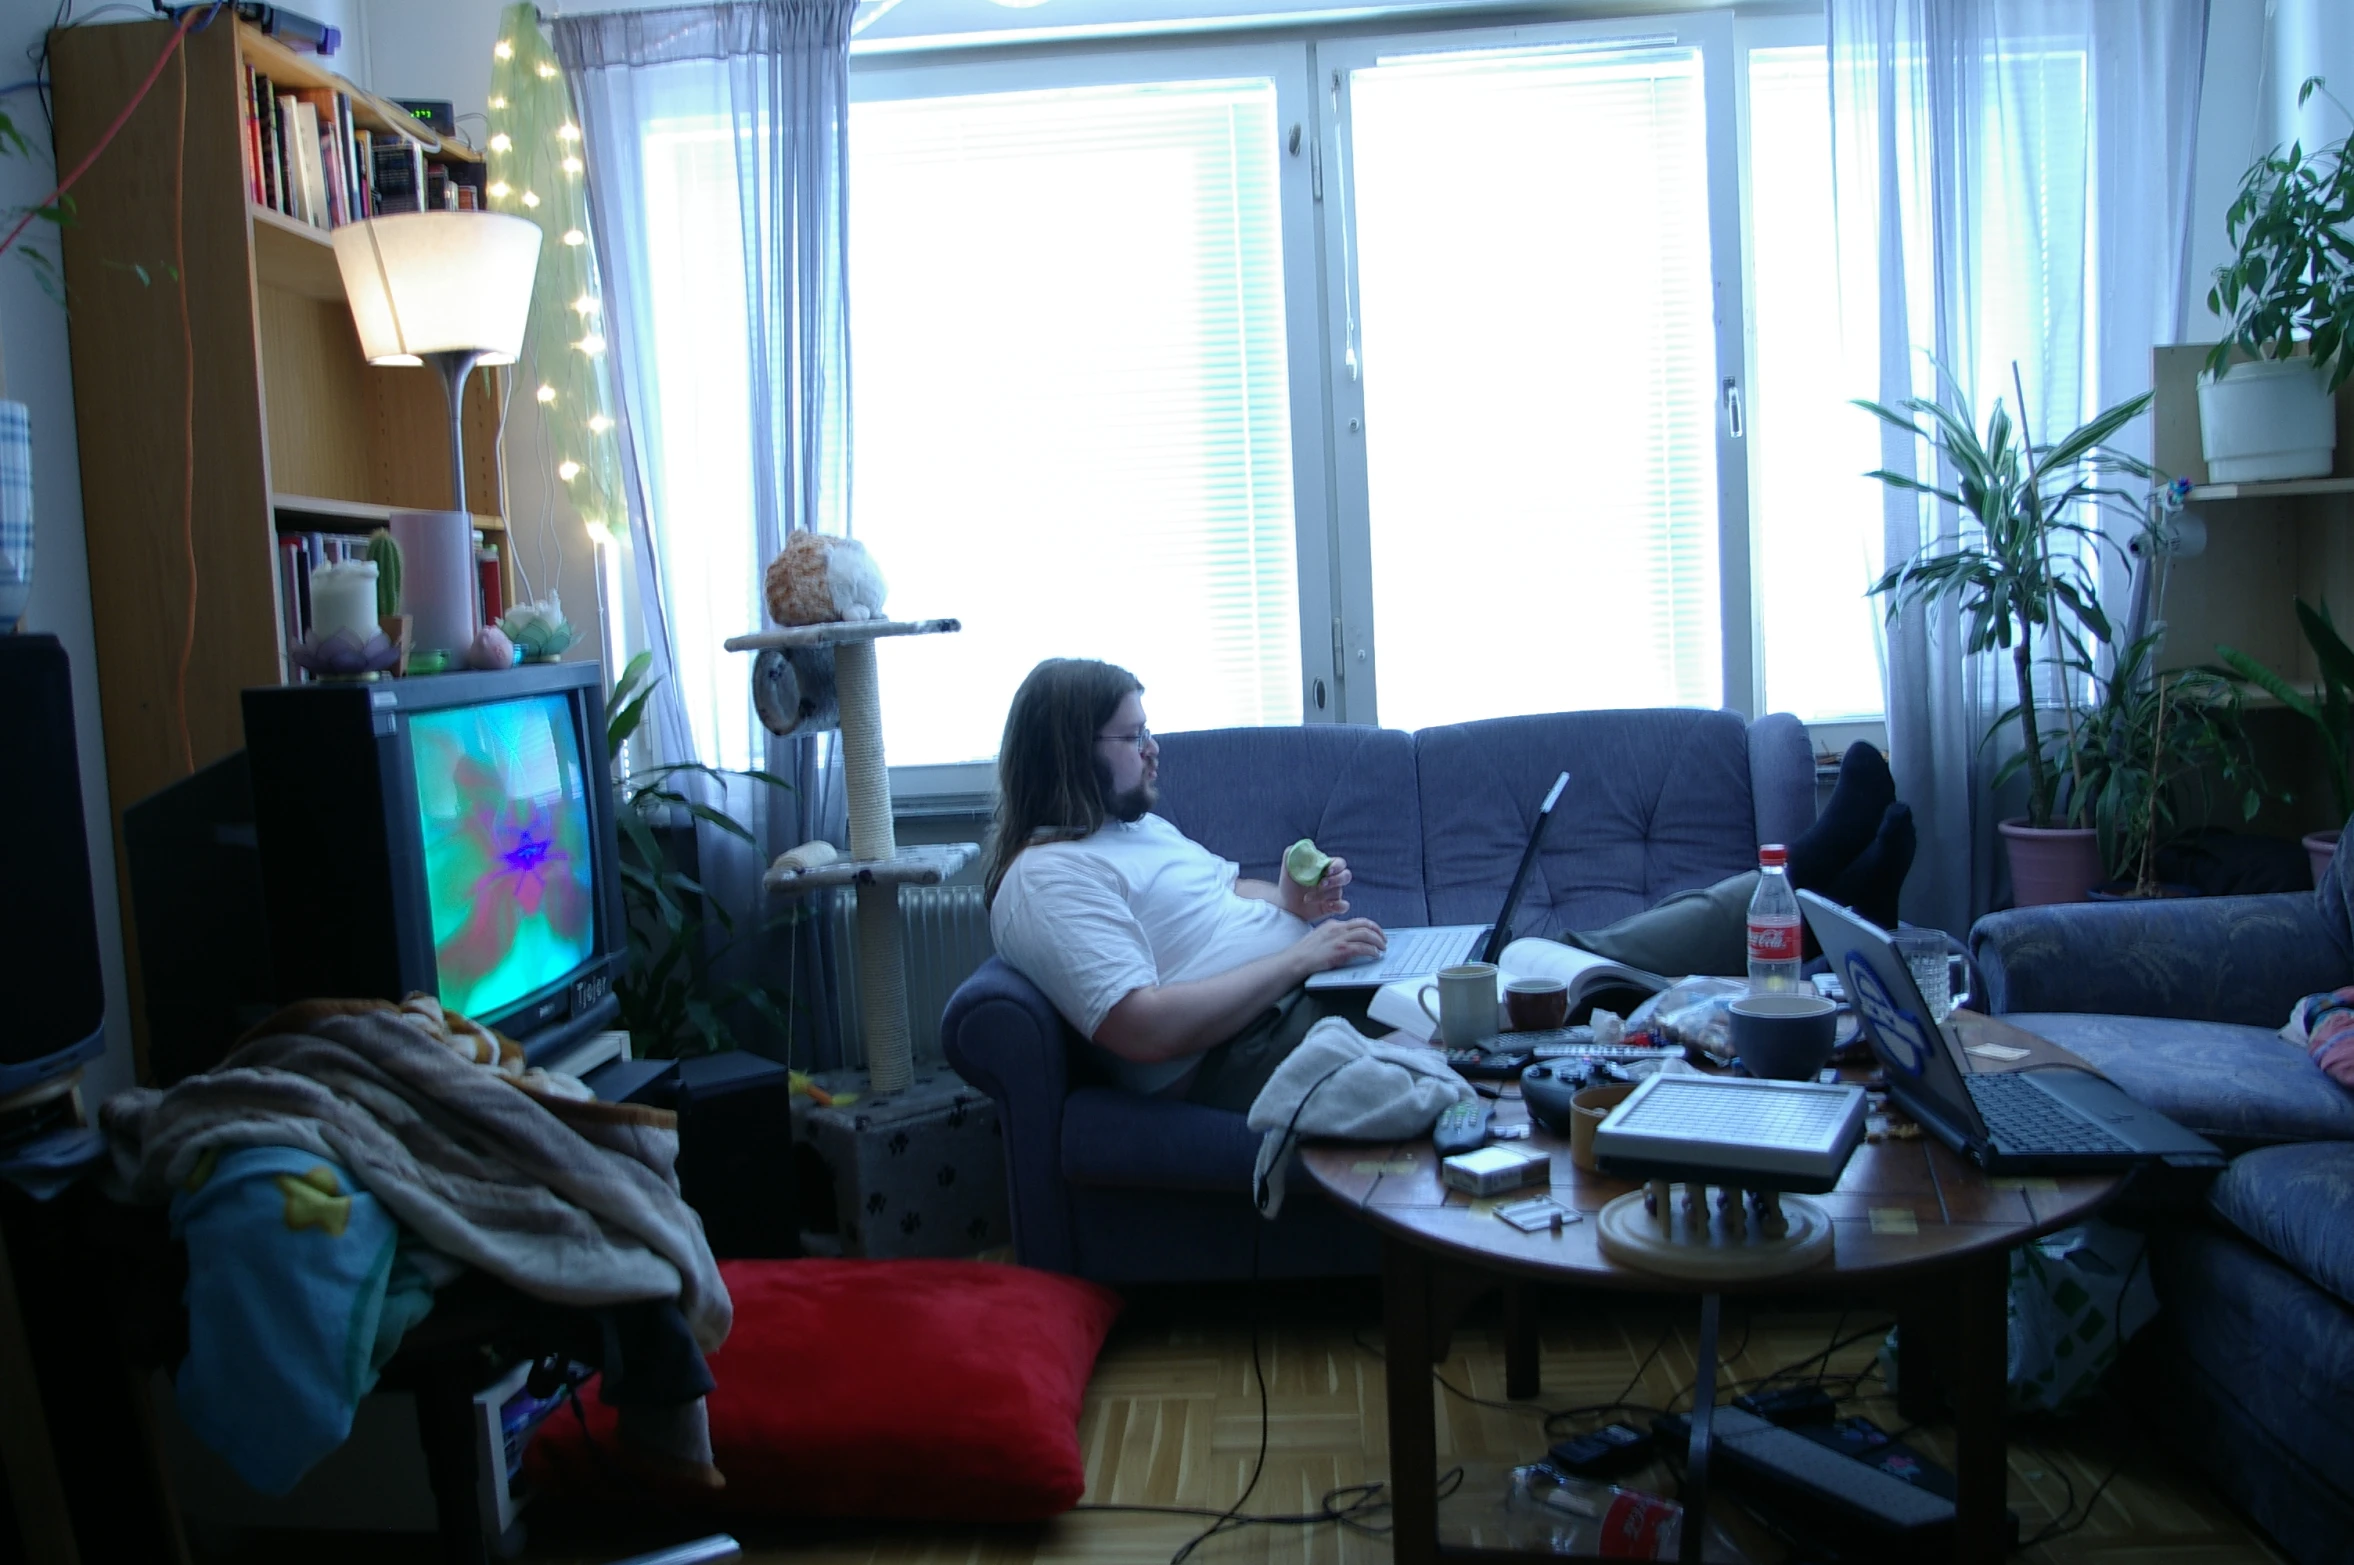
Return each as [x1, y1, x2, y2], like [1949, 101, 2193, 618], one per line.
[366, 529, 402, 619]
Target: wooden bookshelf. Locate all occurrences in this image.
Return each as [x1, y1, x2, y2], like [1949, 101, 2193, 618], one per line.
[50, 19, 511, 1076]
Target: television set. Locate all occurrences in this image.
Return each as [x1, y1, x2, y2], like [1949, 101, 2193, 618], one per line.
[242, 660, 626, 1063]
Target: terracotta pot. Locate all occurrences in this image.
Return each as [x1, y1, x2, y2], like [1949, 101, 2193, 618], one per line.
[1999, 819, 2103, 906]
[2305, 829, 2340, 890]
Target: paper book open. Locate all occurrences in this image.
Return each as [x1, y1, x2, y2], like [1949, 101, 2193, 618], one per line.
[1367, 937, 1669, 1043]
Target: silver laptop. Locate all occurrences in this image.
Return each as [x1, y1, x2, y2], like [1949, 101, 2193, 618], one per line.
[1798, 890, 2220, 1172]
[1305, 771, 1568, 990]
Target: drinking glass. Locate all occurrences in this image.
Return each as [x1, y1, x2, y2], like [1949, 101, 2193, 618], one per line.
[1892, 926, 1956, 1020]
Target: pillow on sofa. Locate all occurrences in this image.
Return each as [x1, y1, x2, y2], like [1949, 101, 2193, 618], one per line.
[527, 1259, 1122, 1521]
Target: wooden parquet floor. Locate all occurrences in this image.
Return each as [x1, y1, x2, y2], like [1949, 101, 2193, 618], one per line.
[493, 1284, 2288, 1565]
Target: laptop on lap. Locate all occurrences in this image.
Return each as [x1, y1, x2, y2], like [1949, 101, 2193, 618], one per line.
[1305, 771, 1570, 990]
[1797, 890, 2219, 1171]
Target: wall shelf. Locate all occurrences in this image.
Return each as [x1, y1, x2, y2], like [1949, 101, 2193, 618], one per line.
[272, 492, 504, 532]
[2186, 476, 2354, 503]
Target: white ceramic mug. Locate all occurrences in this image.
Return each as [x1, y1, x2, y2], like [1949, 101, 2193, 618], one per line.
[1418, 962, 1500, 1048]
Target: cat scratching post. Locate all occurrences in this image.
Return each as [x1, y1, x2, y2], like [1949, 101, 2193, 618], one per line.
[726, 617, 969, 1094]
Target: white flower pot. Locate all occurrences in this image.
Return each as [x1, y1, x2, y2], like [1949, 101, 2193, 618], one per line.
[2198, 356, 2337, 483]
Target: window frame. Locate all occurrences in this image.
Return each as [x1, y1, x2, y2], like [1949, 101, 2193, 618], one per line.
[850, 39, 1332, 796]
[1312, 12, 1754, 724]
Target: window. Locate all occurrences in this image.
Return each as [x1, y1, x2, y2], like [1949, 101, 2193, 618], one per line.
[849, 59, 1312, 767]
[1339, 39, 1728, 728]
[1743, 40, 1886, 723]
[626, 13, 1929, 783]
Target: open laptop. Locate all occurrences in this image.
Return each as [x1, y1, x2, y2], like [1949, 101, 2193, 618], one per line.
[1305, 770, 1569, 990]
[1798, 890, 2220, 1171]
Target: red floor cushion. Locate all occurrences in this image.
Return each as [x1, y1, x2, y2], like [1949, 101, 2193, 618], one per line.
[526, 1258, 1122, 1522]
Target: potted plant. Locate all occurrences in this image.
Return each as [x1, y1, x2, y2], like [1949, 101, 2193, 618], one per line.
[2050, 635, 2264, 899]
[606, 652, 804, 1056]
[2218, 598, 2354, 882]
[1862, 373, 2157, 904]
[2202, 76, 2354, 483]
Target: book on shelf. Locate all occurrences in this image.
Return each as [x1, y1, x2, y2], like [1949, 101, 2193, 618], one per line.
[1366, 937, 1668, 1044]
[243, 72, 400, 228]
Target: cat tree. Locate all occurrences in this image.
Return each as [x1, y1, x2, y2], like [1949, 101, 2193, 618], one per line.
[724, 617, 971, 1094]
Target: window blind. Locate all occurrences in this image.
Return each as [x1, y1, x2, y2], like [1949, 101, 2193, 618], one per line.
[848, 78, 1302, 767]
[1347, 45, 1721, 730]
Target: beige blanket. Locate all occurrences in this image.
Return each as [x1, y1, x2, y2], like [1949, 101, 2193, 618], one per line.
[101, 999, 731, 1353]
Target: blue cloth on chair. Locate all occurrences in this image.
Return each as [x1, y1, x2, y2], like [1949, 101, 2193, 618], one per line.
[170, 1146, 436, 1494]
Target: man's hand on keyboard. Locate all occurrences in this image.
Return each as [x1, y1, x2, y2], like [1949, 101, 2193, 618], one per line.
[1295, 918, 1386, 975]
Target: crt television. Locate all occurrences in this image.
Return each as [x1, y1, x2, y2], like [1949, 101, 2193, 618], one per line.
[242, 660, 626, 1063]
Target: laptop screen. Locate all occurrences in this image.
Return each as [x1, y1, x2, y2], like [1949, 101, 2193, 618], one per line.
[1795, 890, 1989, 1143]
[1479, 770, 1570, 964]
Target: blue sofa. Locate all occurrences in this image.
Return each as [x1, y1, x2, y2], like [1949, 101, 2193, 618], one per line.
[941, 708, 1817, 1283]
[1972, 894, 2354, 1564]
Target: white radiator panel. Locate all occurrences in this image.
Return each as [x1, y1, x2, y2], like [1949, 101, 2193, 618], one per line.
[827, 884, 993, 1066]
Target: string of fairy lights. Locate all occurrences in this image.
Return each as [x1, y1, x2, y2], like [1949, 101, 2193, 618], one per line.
[482, 3, 623, 631]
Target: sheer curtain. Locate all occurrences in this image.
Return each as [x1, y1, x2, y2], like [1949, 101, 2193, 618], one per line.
[1827, 0, 2206, 933]
[556, 0, 857, 1063]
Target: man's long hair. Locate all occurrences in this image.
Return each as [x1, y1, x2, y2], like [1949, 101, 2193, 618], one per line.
[984, 658, 1143, 905]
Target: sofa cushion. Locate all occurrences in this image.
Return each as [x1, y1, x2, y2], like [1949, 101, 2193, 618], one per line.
[1417, 709, 1761, 935]
[1151, 724, 1426, 929]
[2001, 1012, 2354, 1147]
[2207, 1143, 2354, 1311]
[1060, 1087, 1259, 1192]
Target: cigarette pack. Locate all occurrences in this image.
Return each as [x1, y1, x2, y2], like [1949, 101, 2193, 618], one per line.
[1441, 1144, 1551, 1197]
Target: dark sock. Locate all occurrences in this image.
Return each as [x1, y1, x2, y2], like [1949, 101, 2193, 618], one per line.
[1788, 742, 1897, 891]
[1827, 802, 1916, 930]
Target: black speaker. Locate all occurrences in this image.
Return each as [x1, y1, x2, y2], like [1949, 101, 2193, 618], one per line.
[0, 635, 106, 1091]
[658, 1051, 799, 1259]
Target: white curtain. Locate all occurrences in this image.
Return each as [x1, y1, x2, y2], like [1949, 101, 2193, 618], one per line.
[556, 0, 857, 1062]
[1827, 0, 2207, 933]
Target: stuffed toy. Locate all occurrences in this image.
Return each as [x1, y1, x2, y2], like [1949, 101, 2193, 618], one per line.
[763, 532, 887, 626]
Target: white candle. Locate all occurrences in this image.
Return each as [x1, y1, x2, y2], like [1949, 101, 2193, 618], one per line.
[310, 560, 379, 644]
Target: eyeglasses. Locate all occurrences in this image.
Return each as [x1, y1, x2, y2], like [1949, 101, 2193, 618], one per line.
[1096, 726, 1154, 754]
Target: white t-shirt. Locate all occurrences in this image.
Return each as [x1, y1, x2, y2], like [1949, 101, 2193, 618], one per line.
[990, 812, 1307, 1093]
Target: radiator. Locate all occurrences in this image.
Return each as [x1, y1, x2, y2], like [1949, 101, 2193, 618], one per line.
[826, 884, 994, 1066]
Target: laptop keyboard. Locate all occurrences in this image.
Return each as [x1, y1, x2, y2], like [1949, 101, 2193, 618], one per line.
[1965, 1071, 2133, 1155]
[1362, 926, 1473, 976]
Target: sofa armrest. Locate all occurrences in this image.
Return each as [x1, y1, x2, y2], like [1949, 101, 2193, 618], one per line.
[1748, 712, 1817, 849]
[1970, 893, 2349, 1026]
[940, 956, 1079, 1273]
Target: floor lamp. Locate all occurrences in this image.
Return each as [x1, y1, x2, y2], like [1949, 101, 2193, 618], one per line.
[330, 212, 543, 654]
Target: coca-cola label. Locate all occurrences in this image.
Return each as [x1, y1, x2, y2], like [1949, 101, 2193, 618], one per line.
[1747, 917, 1801, 963]
[1599, 1490, 1678, 1558]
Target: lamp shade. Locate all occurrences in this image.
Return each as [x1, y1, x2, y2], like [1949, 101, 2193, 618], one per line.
[330, 212, 544, 367]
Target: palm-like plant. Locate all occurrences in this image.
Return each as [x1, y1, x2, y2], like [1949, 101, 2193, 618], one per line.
[606, 652, 802, 1057]
[2219, 598, 2354, 822]
[2055, 635, 2263, 896]
[1861, 376, 2156, 827]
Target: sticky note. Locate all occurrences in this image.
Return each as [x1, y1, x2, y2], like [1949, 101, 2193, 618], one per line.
[1352, 1159, 1416, 1176]
[1991, 1176, 2059, 1193]
[1965, 1043, 2032, 1062]
[1870, 1207, 1919, 1235]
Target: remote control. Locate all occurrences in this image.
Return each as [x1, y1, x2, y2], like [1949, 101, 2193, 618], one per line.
[1443, 1046, 1534, 1080]
[1432, 1098, 1492, 1155]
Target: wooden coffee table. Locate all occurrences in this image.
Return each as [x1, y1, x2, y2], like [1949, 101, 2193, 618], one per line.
[1297, 1012, 2126, 1564]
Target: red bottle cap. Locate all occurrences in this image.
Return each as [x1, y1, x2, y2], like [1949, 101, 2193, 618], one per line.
[1759, 844, 1788, 867]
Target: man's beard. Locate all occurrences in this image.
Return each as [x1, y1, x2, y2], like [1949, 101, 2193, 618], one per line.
[1095, 756, 1157, 823]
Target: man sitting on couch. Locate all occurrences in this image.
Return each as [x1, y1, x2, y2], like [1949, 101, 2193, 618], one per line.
[985, 658, 1389, 1112]
[986, 658, 1918, 1115]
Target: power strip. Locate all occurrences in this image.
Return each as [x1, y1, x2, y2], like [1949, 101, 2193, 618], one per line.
[1654, 1407, 1954, 1551]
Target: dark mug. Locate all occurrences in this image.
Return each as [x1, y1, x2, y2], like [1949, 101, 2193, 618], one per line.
[1727, 992, 1840, 1081]
[1505, 977, 1570, 1032]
